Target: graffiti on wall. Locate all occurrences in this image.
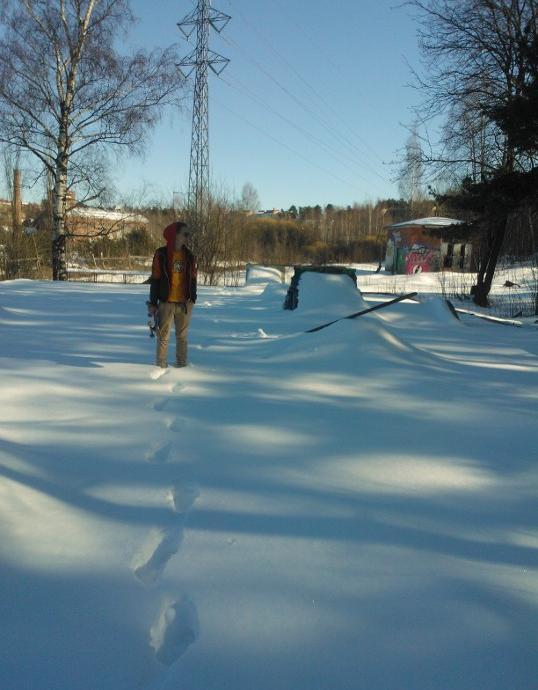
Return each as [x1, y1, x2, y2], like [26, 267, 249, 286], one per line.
[397, 244, 439, 274]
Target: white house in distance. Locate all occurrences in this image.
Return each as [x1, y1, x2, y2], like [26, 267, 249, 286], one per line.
[384, 217, 473, 275]
[67, 206, 149, 240]
[64, 190, 148, 240]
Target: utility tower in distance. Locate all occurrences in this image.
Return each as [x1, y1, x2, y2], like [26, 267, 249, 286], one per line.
[178, 1, 231, 223]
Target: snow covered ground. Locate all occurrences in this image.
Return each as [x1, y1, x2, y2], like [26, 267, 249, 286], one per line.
[64, 260, 538, 319]
[0, 271, 537, 690]
[354, 262, 538, 320]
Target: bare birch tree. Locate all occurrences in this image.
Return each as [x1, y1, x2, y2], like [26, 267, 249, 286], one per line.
[0, 0, 184, 279]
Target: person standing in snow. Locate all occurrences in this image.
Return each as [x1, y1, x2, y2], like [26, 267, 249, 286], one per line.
[148, 221, 197, 368]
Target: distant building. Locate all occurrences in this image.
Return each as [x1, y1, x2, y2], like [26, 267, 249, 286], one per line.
[27, 193, 149, 241]
[384, 217, 473, 274]
[66, 206, 149, 240]
[255, 209, 282, 218]
[60, 190, 147, 240]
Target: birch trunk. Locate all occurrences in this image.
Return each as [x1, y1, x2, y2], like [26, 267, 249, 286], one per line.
[51, 158, 68, 281]
[51, 0, 96, 281]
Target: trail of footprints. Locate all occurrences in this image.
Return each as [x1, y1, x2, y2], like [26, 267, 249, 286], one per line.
[132, 375, 200, 667]
[132, 481, 199, 586]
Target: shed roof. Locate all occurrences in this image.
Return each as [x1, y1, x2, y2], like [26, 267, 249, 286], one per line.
[69, 207, 148, 224]
[388, 217, 464, 230]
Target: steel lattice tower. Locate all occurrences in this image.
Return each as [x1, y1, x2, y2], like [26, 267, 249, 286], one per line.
[178, 1, 230, 221]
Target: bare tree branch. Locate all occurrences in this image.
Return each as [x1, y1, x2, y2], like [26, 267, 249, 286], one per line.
[0, 0, 184, 279]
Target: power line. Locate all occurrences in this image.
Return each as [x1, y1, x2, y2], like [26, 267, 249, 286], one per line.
[271, 0, 390, 140]
[213, 94, 369, 198]
[233, 3, 387, 168]
[218, 30, 389, 185]
[224, 0, 390, 178]
[219, 72, 380, 188]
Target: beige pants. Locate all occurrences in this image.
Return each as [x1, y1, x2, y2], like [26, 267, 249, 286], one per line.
[156, 301, 193, 367]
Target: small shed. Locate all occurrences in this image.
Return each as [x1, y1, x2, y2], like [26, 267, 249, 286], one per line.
[384, 217, 472, 275]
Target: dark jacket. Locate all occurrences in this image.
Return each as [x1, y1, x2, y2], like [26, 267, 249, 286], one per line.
[149, 223, 197, 305]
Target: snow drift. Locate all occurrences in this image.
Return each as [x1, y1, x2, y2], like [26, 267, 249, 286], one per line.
[1, 273, 537, 690]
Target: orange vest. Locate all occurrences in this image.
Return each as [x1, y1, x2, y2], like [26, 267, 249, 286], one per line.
[168, 248, 187, 302]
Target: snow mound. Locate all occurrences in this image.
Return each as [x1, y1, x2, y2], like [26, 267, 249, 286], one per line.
[261, 281, 288, 301]
[267, 312, 450, 378]
[269, 283, 453, 372]
[265, 311, 453, 377]
[354, 318, 449, 369]
[245, 264, 284, 285]
[293, 272, 366, 317]
[415, 297, 460, 326]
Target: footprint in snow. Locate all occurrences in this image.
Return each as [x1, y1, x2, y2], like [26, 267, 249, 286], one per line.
[133, 527, 183, 586]
[133, 481, 198, 583]
[145, 441, 173, 464]
[165, 416, 189, 433]
[168, 482, 199, 514]
[150, 367, 169, 381]
[151, 383, 187, 411]
[150, 597, 199, 666]
[151, 397, 170, 412]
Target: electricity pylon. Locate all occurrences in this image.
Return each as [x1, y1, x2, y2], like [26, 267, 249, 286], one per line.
[178, 1, 230, 224]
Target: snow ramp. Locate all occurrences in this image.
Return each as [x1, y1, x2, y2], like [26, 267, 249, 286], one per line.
[415, 296, 460, 325]
[284, 269, 366, 322]
[245, 264, 285, 285]
[364, 294, 460, 333]
[270, 305, 450, 373]
[271, 272, 450, 370]
[264, 271, 454, 363]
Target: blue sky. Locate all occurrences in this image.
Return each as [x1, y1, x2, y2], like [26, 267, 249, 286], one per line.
[6, 1, 423, 209]
[113, 0, 425, 210]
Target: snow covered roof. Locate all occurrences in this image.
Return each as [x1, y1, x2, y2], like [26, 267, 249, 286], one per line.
[69, 207, 148, 224]
[0, 199, 29, 208]
[388, 217, 464, 229]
